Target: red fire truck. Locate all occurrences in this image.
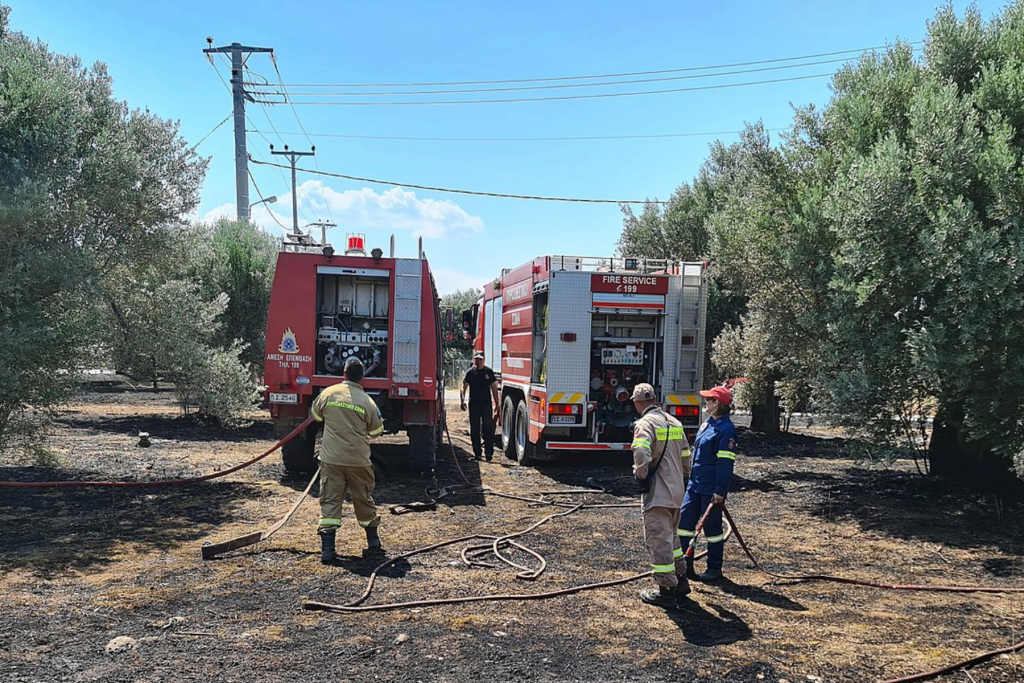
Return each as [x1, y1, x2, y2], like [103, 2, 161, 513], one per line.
[466, 256, 708, 464]
[264, 232, 444, 474]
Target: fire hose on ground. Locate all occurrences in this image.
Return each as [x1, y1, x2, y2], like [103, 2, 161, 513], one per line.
[3, 415, 1022, 681]
[301, 424, 1024, 683]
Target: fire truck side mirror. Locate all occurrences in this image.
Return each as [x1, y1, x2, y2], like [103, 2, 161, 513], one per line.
[443, 307, 455, 333]
[461, 308, 475, 339]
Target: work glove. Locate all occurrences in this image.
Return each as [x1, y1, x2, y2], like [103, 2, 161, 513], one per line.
[460, 401, 466, 411]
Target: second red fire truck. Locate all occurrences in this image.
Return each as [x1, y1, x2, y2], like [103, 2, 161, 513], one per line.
[465, 255, 708, 464]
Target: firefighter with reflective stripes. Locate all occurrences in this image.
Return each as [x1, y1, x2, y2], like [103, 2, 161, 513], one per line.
[630, 383, 692, 609]
[310, 357, 385, 564]
[678, 385, 737, 582]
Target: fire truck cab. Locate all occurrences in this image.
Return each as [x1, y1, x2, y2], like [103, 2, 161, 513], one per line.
[466, 255, 707, 464]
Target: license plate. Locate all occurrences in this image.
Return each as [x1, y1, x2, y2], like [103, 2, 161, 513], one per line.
[550, 415, 577, 424]
[269, 392, 299, 404]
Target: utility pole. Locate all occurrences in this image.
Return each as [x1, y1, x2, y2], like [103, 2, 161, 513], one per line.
[307, 221, 337, 245]
[203, 40, 273, 222]
[270, 145, 315, 235]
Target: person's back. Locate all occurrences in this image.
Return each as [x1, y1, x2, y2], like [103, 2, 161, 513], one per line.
[310, 358, 384, 563]
[314, 380, 382, 467]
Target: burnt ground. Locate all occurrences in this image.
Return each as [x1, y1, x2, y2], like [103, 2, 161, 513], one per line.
[1, 379, 1023, 682]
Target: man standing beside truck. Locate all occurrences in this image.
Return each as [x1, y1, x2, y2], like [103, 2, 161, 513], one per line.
[460, 351, 500, 461]
[310, 357, 385, 564]
[631, 383, 691, 609]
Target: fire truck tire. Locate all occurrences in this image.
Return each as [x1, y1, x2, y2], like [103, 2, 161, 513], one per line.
[407, 426, 436, 474]
[514, 400, 536, 466]
[280, 422, 319, 474]
[501, 396, 517, 460]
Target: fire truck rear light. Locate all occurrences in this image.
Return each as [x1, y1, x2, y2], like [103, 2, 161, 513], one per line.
[560, 333, 577, 342]
[548, 404, 580, 415]
[671, 405, 700, 418]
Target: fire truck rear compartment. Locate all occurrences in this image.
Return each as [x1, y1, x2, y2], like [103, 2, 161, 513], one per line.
[315, 270, 390, 378]
[589, 312, 664, 443]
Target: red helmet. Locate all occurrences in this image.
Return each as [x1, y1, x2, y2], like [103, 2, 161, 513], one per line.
[699, 385, 733, 407]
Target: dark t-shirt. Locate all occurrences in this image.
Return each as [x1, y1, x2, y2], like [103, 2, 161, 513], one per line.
[463, 365, 497, 408]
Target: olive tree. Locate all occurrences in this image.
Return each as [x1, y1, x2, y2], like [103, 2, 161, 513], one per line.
[0, 6, 206, 443]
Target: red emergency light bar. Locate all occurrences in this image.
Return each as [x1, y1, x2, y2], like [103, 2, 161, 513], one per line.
[548, 404, 581, 415]
[669, 405, 700, 419]
[347, 235, 365, 251]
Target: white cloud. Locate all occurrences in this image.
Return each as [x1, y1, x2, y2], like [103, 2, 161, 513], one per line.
[200, 181, 485, 245]
[200, 202, 235, 223]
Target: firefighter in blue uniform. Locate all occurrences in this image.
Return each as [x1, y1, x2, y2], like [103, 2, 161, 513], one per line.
[677, 385, 738, 582]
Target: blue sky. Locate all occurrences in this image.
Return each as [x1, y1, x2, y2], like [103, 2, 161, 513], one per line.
[6, 0, 1008, 294]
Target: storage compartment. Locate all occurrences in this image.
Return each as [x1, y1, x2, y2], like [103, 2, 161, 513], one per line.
[589, 312, 665, 441]
[315, 269, 390, 377]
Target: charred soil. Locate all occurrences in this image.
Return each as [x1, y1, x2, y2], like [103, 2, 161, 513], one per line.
[1, 379, 1023, 682]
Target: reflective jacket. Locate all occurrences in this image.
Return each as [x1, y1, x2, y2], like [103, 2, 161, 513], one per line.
[688, 414, 737, 498]
[631, 405, 690, 511]
[311, 381, 384, 467]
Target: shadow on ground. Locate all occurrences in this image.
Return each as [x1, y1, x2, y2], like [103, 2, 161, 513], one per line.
[667, 599, 753, 646]
[781, 465, 1024, 559]
[53, 413, 275, 445]
[0, 480, 263, 575]
[709, 577, 806, 611]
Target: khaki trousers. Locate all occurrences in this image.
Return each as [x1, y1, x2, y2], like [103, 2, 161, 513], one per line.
[643, 506, 685, 588]
[318, 462, 379, 530]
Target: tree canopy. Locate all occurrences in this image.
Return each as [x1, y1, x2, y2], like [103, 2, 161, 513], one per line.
[619, 1, 1024, 485]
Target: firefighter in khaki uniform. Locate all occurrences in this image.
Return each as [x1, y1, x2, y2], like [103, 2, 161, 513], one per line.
[310, 357, 385, 564]
[630, 383, 692, 609]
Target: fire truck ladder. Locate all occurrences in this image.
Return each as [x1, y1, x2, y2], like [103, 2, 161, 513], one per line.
[674, 264, 705, 396]
[392, 260, 422, 383]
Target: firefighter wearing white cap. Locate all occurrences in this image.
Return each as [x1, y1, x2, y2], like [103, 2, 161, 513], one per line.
[630, 382, 692, 609]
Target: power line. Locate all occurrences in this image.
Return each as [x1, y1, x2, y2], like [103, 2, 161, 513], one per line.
[245, 127, 785, 142]
[268, 53, 336, 225]
[257, 42, 917, 88]
[191, 113, 232, 150]
[248, 158, 669, 205]
[245, 63, 317, 224]
[248, 169, 290, 231]
[251, 72, 833, 106]
[247, 55, 864, 97]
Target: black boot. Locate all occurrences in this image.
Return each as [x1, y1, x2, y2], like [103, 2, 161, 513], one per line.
[699, 566, 723, 582]
[365, 526, 381, 549]
[676, 574, 691, 600]
[639, 586, 678, 609]
[319, 529, 337, 564]
[684, 556, 699, 581]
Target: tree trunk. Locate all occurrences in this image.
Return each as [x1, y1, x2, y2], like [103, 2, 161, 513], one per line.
[928, 401, 964, 479]
[749, 379, 780, 435]
[930, 400, 1024, 497]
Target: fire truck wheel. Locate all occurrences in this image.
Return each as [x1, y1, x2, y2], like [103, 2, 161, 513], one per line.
[514, 400, 536, 466]
[407, 426, 436, 474]
[280, 422, 318, 474]
[501, 395, 517, 460]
